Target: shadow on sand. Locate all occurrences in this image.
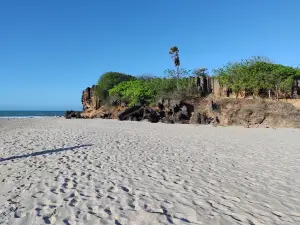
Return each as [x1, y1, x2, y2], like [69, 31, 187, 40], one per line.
[0, 144, 93, 162]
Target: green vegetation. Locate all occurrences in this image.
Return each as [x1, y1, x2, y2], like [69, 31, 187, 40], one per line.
[95, 72, 135, 101]
[109, 78, 192, 106]
[214, 56, 300, 99]
[93, 51, 299, 106]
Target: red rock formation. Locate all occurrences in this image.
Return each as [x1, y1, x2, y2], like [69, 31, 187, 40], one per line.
[81, 85, 100, 110]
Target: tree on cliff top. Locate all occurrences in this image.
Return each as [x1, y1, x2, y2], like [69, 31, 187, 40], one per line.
[96, 72, 135, 101]
[168, 46, 181, 89]
[193, 68, 209, 77]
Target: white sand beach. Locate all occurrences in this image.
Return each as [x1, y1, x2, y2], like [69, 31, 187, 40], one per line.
[0, 118, 300, 225]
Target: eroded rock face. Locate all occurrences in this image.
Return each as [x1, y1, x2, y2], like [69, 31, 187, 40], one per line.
[79, 84, 300, 127]
[81, 85, 100, 110]
[116, 100, 195, 124]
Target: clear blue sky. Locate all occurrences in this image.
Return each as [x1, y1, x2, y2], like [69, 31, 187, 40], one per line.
[1, 0, 299, 110]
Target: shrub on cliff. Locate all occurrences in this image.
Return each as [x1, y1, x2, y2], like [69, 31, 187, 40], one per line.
[96, 72, 136, 101]
[109, 80, 155, 106]
[214, 56, 300, 99]
[109, 77, 194, 106]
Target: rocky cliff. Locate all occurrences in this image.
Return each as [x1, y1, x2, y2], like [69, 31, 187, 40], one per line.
[79, 81, 300, 128]
[80, 77, 221, 111]
[81, 85, 100, 110]
[81, 76, 300, 111]
[80, 77, 227, 112]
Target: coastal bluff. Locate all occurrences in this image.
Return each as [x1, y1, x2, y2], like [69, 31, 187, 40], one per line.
[78, 84, 300, 128]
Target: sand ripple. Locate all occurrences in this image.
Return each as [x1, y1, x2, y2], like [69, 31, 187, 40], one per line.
[0, 118, 300, 224]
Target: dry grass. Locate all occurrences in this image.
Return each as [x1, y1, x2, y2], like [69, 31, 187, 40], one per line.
[280, 99, 300, 109]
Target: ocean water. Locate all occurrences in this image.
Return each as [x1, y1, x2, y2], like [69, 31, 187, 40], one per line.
[0, 111, 65, 118]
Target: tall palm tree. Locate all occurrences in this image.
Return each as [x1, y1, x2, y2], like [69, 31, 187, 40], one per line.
[169, 46, 180, 89]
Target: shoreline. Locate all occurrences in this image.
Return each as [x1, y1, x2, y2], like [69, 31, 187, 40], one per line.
[0, 116, 62, 119]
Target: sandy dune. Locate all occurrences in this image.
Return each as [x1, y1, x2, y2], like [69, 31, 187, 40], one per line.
[0, 118, 300, 225]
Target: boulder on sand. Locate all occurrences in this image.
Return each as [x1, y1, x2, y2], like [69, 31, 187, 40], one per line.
[64, 111, 82, 119]
[118, 106, 143, 121]
[142, 108, 160, 123]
